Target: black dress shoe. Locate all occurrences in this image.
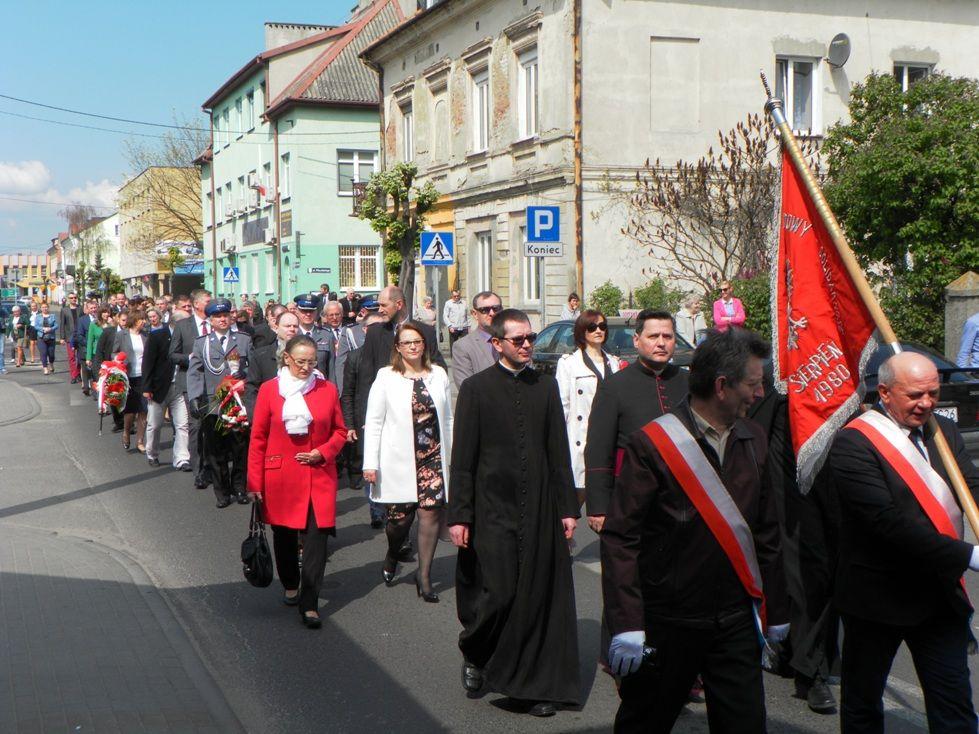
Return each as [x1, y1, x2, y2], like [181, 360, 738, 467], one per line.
[215, 497, 233, 509]
[370, 518, 383, 529]
[283, 591, 299, 606]
[415, 574, 439, 603]
[806, 678, 836, 713]
[235, 493, 250, 505]
[396, 541, 414, 561]
[301, 612, 322, 629]
[175, 462, 191, 472]
[462, 661, 483, 692]
[194, 477, 209, 490]
[528, 702, 556, 717]
[111, 425, 123, 433]
[148, 458, 160, 467]
[382, 558, 397, 586]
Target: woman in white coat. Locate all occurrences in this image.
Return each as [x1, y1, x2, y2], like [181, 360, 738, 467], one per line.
[362, 321, 453, 602]
[555, 310, 621, 505]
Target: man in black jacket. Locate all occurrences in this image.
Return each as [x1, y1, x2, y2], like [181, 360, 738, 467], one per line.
[339, 287, 362, 326]
[602, 329, 787, 733]
[830, 351, 979, 733]
[244, 310, 299, 415]
[585, 310, 688, 531]
[141, 311, 190, 470]
[59, 291, 82, 384]
[251, 303, 285, 350]
[340, 312, 386, 527]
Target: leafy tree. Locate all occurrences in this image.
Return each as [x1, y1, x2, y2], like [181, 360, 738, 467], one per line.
[823, 72, 979, 351]
[632, 277, 685, 315]
[357, 162, 439, 313]
[588, 280, 624, 317]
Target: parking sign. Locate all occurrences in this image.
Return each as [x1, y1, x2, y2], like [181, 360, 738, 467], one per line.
[527, 206, 560, 242]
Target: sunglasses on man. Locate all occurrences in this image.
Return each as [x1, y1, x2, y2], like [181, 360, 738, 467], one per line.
[475, 304, 503, 315]
[497, 333, 538, 346]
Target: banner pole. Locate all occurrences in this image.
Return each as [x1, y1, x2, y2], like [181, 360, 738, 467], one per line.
[760, 72, 979, 538]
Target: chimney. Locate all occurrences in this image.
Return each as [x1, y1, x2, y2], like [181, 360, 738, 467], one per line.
[264, 22, 336, 51]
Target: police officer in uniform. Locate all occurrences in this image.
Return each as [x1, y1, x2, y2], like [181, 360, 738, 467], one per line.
[293, 294, 331, 376]
[187, 299, 253, 508]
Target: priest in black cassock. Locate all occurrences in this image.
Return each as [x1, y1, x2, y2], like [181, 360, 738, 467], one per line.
[448, 308, 581, 718]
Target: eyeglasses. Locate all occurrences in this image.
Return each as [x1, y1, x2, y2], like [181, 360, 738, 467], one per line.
[475, 305, 503, 315]
[288, 358, 317, 368]
[586, 322, 608, 333]
[397, 339, 425, 348]
[499, 333, 538, 346]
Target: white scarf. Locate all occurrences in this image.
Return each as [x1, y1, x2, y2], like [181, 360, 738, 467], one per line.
[277, 367, 322, 435]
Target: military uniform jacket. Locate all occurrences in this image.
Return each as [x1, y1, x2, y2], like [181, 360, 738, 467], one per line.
[298, 325, 332, 377]
[187, 330, 252, 403]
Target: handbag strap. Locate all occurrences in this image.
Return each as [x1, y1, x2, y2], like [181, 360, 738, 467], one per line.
[249, 502, 265, 535]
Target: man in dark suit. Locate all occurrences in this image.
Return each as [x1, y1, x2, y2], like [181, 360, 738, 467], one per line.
[294, 294, 332, 376]
[341, 311, 386, 527]
[244, 310, 300, 415]
[339, 287, 362, 326]
[168, 288, 212, 488]
[359, 285, 445, 402]
[74, 299, 96, 395]
[59, 291, 82, 384]
[141, 310, 190, 470]
[830, 351, 979, 733]
[94, 310, 127, 432]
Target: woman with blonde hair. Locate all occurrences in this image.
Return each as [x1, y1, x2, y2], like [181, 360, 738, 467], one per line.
[363, 321, 453, 602]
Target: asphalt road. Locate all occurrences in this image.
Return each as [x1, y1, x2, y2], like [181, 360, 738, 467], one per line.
[0, 352, 973, 733]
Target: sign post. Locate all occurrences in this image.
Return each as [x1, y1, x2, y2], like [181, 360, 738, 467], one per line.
[527, 206, 561, 324]
[421, 231, 455, 349]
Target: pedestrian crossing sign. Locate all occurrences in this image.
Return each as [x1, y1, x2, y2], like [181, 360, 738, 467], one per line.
[223, 267, 240, 283]
[420, 231, 454, 266]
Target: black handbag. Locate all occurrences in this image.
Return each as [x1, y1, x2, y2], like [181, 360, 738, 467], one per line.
[241, 502, 274, 588]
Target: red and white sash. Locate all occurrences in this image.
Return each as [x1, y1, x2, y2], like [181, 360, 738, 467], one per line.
[846, 410, 964, 542]
[642, 413, 767, 628]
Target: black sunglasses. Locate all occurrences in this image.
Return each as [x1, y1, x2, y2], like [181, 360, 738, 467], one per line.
[498, 333, 538, 346]
[475, 305, 503, 315]
[586, 322, 608, 333]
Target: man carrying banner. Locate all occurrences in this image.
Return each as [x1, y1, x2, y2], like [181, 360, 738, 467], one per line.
[830, 351, 979, 733]
[601, 328, 788, 733]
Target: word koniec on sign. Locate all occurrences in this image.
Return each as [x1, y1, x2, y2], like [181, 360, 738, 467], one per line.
[524, 242, 564, 257]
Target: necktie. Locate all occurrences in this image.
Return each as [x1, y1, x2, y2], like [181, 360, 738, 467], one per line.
[910, 428, 928, 459]
[220, 335, 226, 352]
[201, 321, 209, 336]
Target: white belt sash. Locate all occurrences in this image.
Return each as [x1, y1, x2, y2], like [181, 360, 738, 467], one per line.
[642, 413, 768, 627]
[847, 411, 964, 541]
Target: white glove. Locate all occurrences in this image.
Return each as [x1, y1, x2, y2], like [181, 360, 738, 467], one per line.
[608, 631, 645, 677]
[766, 623, 790, 644]
[970, 547, 979, 572]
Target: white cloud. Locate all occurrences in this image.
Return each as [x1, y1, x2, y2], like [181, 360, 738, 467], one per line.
[0, 160, 52, 194]
[42, 179, 118, 209]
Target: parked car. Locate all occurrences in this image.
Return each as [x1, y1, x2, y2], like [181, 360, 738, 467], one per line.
[863, 342, 979, 458]
[533, 316, 695, 376]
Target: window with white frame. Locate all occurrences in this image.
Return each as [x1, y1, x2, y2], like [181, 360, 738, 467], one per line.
[517, 48, 539, 139]
[337, 150, 378, 195]
[474, 231, 493, 291]
[262, 162, 272, 201]
[213, 113, 222, 148]
[239, 256, 249, 294]
[222, 108, 230, 147]
[402, 106, 414, 162]
[265, 251, 275, 293]
[471, 69, 490, 152]
[234, 98, 243, 139]
[519, 226, 541, 302]
[775, 57, 820, 134]
[280, 153, 291, 199]
[225, 182, 232, 218]
[216, 187, 223, 222]
[338, 245, 380, 289]
[893, 63, 931, 92]
[204, 192, 212, 228]
[245, 91, 255, 130]
[249, 256, 259, 292]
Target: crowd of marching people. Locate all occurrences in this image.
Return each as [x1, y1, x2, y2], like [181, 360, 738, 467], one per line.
[10, 279, 979, 732]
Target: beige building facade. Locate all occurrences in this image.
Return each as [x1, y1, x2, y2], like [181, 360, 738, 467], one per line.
[366, 0, 979, 320]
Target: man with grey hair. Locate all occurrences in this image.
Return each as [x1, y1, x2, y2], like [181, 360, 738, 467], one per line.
[142, 309, 191, 470]
[450, 290, 502, 392]
[442, 289, 470, 352]
[674, 293, 706, 347]
[831, 351, 979, 732]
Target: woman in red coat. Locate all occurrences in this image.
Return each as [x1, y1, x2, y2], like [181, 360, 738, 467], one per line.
[247, 334, 347, 628]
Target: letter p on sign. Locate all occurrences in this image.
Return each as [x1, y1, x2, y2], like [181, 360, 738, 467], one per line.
[527, 206, 560, 242]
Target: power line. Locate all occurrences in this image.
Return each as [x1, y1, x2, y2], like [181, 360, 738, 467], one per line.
[0, 195, 115, 210]
[0, 91, 384, 137]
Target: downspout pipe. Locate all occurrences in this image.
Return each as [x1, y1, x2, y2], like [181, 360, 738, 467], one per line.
[209, 119, 218, 294]
[273, 119, 282, 300]
[572, 0, 584, 298]
[364, 55, 388, 286]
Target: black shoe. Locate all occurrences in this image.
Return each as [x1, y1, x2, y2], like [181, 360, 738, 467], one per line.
[111, 425, 123, 434]
[215, 497, 233, 509]
[415, 574, 439, 603]
[527, 702, 556, 717]
[175, 462, 191, 472]
[370, 518, 383, 529]
[382, 558, 397, 586]
[235, 493, 250, 505]
[396, 541, 414, 561]
[283, 590, 299, 606]
[462, 661, 483, 692]
[806, 678, 836, 713]
[194, 476, 209, 489]
[148, 458, 160, 467]
[301, 612, 322, 629]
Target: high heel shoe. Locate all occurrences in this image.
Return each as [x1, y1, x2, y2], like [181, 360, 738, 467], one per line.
[415, 574, 439, 603]
[382, 557, 397, 586]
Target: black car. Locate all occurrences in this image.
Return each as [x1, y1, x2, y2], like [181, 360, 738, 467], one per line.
[863, 342, 979, 457]
[532, 317, 695, 376]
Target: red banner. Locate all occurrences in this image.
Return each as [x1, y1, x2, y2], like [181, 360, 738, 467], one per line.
[775, 148, 877, 487]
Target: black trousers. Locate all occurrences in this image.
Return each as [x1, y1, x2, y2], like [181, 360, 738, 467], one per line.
[200, 415, 246, 501]
[271, 503, 331, 614]
[841, 613, 976, 734]
[615, 612, 765, 734]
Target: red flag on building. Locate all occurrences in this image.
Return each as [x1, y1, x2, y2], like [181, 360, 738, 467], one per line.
[774, 148, 878, 488]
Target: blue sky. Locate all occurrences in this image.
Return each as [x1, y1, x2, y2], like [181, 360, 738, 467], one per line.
[0, 0, 353, 253]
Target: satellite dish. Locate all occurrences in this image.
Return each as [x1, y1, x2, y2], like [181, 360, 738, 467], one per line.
[827, 33, 851, 68]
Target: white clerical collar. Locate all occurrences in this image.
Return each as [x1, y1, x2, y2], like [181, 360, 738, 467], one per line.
[498, 361, 528, 376]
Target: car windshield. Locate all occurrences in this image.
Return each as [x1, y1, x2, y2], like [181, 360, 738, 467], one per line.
[865, 344, 977, 386]
[537, 320, 693, 355]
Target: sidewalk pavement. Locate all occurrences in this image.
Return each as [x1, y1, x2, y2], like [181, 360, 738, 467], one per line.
[0, 376, 40, 427]
[0, 523, 242, 733]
